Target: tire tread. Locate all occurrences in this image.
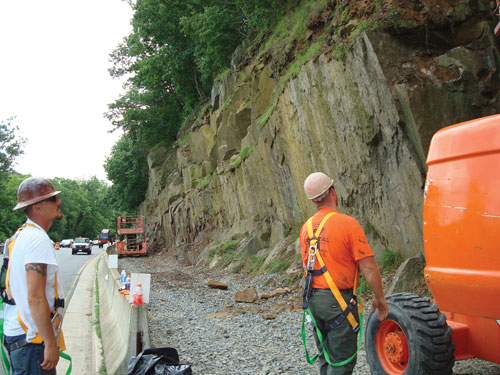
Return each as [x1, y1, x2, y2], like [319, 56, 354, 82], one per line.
[367, 292, 455, 375]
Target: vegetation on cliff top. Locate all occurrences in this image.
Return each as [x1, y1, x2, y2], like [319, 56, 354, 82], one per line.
[104, 0, 296, 209]
[103, 0, 488, 209]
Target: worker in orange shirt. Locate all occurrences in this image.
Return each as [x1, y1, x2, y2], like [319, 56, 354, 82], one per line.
[300, 172, 388, 375]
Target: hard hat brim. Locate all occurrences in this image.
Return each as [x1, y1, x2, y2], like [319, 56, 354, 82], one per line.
[13, 190, 61, 211]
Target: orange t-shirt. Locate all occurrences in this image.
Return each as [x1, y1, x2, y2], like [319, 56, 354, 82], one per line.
[300, 208, 374, 290]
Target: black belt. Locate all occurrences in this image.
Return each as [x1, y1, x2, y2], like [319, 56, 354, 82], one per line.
[4, 338, 28, 352]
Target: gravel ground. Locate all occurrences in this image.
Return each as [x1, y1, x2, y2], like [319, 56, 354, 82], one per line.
[119, 255, 500, 375]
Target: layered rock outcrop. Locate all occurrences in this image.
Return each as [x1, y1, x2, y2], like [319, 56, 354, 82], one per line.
[141, 2, 500, 271]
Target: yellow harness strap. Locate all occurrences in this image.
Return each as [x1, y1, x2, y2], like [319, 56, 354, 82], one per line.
[307, 213, 364, 331]
[6, 224, 66, 350]
[6, 224, 36, 301]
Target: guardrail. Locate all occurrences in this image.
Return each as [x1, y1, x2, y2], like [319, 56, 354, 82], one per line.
[97, 247, 150, 374]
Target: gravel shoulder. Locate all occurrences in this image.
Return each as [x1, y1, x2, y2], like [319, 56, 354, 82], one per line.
[119, 254, 500, 375]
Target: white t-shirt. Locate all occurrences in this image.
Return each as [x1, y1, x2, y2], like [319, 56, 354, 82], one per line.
[3, 219, 64, 342]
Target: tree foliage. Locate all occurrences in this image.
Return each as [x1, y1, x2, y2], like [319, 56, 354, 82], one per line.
[0, 173, 26, 242]
[0, 118, 26, 240]
[0, 117, 25, 174]
[104, 134, 149, 212]
[0, 174, 120, 243]
[104, 0, 293, 209]
[0, 117, 122, 242]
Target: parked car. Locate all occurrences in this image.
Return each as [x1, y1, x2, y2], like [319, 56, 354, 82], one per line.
[60, 239, 73, 248]
[72, 238, 91, 255]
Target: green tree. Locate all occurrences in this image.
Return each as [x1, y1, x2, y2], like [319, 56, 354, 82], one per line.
[104, 0, 293, 210]
[0, 118, 26, 241]
[106, 0, 293, 151]
[0, 173, 26, 242]
[49, 177, 119, 241]
[104, 134, 149, 211]
[0, 116, 25, 174]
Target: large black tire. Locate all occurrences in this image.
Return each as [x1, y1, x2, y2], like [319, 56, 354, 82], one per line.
[365, 293, 454, 375]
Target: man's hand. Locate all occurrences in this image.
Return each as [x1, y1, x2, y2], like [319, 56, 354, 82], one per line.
[41, 342, 59, 370]
[371, 296, 389, 321]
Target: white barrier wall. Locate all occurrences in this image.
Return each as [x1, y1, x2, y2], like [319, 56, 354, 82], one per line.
[98, 250, 150, 375]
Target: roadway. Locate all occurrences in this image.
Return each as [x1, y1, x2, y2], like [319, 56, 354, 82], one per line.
[55, 244, 106, 297]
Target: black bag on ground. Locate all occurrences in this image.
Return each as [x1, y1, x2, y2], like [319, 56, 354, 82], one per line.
[127, 347, 192, 375]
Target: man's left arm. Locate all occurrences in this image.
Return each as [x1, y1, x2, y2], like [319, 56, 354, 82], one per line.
[26, 263, 59, 370]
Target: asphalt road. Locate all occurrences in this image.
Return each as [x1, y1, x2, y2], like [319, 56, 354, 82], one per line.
[55, 244, 105, 298]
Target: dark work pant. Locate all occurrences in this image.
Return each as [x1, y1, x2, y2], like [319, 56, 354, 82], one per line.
[4, 334, 56, 375]
[309, 289, 358, 375]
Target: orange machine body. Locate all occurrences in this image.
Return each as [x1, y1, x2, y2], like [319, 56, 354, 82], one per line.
[116, 215, 147, 256]
[423, 114, 500, 363]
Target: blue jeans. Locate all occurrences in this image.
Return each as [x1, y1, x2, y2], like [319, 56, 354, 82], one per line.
[4, 334, 56, 375]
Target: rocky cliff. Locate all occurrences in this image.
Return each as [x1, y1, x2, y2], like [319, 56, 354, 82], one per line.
[140, 0, 500, 276]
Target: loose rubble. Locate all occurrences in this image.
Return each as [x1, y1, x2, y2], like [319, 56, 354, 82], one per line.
[118, 255, 500, 375]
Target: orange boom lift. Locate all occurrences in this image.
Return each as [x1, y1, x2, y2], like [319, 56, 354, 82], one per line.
[365, 114, 500, 374]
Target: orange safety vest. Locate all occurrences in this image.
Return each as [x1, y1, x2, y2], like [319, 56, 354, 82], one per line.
[5, 223, 66, 350]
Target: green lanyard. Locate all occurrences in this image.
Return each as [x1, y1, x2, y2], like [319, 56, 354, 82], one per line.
[301, 307, 364, 366]
[60, 350, 72, 374]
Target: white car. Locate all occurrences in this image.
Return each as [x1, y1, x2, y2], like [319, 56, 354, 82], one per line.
[72, 238, 91, 255]
[60, 239, 73, 248]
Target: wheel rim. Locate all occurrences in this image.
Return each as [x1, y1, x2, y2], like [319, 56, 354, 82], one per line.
[376, 319, 409, 374]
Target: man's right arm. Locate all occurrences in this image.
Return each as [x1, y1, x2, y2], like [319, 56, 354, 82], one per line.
[26, 263, 59, 370]
[358, 256, 389, 321]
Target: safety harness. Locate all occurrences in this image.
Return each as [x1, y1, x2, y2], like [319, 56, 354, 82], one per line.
[301, 212, 364, 366]
[1, 223, 72, 374]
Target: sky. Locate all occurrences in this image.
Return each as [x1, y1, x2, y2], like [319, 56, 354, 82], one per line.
[0, 1, 134, 181]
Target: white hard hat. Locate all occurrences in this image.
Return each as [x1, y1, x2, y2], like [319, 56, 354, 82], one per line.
[304, 172, 333, 200]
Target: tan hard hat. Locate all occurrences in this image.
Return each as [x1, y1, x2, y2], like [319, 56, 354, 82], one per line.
[13, 177, 61, 210]
[304, 172, 333, 200]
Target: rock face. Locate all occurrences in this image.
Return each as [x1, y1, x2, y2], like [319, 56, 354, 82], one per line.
[141, 8, 500, 271]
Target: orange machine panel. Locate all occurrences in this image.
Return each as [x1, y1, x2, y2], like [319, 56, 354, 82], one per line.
[423, 114, 500, 363]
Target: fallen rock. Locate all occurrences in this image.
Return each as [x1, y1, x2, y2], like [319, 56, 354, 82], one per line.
[207, 280, 229, 290]
[261, 313, 277, 320]
[260, 287, 291, 299]
[274, 303, 294, 313]
[234, 287, 259, 303]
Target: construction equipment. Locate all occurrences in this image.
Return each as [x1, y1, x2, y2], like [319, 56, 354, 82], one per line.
[116, 215, 147, 256]
[98, 229, 111, 248]
[365, 114, 500, 374]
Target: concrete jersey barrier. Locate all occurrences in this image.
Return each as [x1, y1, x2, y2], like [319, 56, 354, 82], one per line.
[98, 248, 150, 375]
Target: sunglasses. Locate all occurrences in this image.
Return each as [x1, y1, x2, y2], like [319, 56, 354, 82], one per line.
[41, 195, 58, 203]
